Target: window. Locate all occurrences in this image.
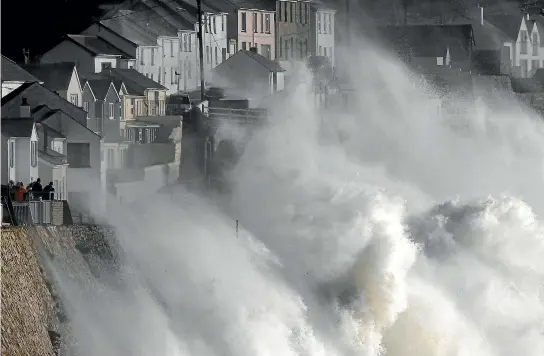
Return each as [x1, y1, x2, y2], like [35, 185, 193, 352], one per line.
[70, 94, 78, 106]
[188, 61, 192, 78]
[324, 47, 327, 57]
[290, 37, 294, 58]
[222, 15, 225, 31]
[52, 140, 63, 154]
[31, 141, 37, 167]
[171, 67, 175, 84]
[285, 39, 289, 59]
[120, 128, 125, 138]
[323, 14, 327, 34]
[242, 42, 247, 50]
[83, 101, 89, 113]
[222, 48, 227, 61]
[188, 34, 192, 51]
[253, 13, 258, 33]
[297, 2, 301, 23]
[170, 40, 174, 57]
[109, 103, 114, 119]
[260, 13, 264, 33]
[521, 59, 528, 77]
[120, 149, 126, 167]
[265, 14, 271, 33]
[241, 12, 247, 32]
[206, 46, 210, 64]
[9, 140, 14, 167]
[138, 129, 143, 142]
[283, 2, 287, 22]
[107, 148, 115, 168]
[291, 2, 295, 22]
[328, 14, 332, 33]
[520, 30, 528, 54]
[319, 46, 322, 55]
[151, 48, 155, 65]
[67, 143, 90, 168]
[101, 62, 112, 70]
[130, 98, 135, 115]
[532, 59, 539, 71]
[140, 48, 145, 65]
[533, 33, 539, 56]
[151, 73, 154, 81]
[213, 16, 216, 33]
[215, 47, 219, 64]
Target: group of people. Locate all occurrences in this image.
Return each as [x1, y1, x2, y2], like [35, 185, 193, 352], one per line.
[8, 178, 56, 201]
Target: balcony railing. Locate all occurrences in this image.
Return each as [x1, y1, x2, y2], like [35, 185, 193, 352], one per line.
[11, 192, 61, 225]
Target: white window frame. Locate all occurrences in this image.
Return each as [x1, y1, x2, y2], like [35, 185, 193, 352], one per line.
[70, 94, 78, 106]
[109, 103, 114, 119]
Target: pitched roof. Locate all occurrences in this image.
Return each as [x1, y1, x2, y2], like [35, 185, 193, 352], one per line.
[20, 62, 76, 92]
[1, 118, 35, 138]
[376, 24, 474, 62]
[240, 50, 285, 72]
[66, 35, 133, 58]
[98, 18, 160, 46]
[1, 82, 86, 125]
[485, 15, 522, 40]
[100, 68, 166, 95]
[1, 56, 40, 83]
[39, 148, 67, 165]
[86, 79, 114, 100]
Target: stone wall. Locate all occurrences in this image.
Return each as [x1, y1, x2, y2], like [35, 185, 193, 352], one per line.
[1, 225, 118, 356]
[1, 228, 56, 356]
[52, 201, 64, 226]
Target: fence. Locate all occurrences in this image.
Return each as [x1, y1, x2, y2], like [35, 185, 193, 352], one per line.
[11, 192, 63, 225]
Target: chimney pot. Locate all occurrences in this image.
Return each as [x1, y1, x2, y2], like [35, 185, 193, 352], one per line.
[20, 97, 31, 117]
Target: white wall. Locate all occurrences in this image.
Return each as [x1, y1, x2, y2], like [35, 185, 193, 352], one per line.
[178, 30, 199, 92]
[52, 165, 68, 200]
[315, 10, 336, 67]
[40, 41, 96, 75]
[136, 46, 160, 82]
[66, 67, 83, 106]
[15, 139, 30, 184]
[202, 13, 229, 83]
[159, 36, 181, 94]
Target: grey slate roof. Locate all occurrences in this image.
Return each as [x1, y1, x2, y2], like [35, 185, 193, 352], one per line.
[86, 79, 114, 100]
[240, 50, 285, 72]
[66, 35, 133, 58]
[484, 15, 523, 40]
[1, 82, 87, 126]
[1, 56, 40, 83]
[100, 68, 166, 95]
[21, 62, 76, 93]
[1, 118, 35, 137]
[39, 149, 67, 165]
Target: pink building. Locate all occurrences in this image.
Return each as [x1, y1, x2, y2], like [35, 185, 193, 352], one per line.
[227, 7, 276, 60]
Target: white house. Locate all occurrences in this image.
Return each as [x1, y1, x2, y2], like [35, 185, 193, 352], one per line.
[1, 115, 39, 186]
[178, 30, 199, 92]
[40, 35, 136, 75]
[22, 62, 84, 107]
[213, 49, 285, 101]
[310, 6, 336, 68]
[201, 12, 229, 83]
[36, 122, 69, 201]
[1, 55, 42, 98]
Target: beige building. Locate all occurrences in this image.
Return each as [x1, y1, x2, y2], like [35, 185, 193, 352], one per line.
[227, 5, 276, 59]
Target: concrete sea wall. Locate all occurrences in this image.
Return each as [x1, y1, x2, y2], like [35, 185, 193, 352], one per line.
[1, 225, 117, 356]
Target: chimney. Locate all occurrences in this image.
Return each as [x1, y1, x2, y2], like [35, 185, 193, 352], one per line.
[20, 97, 31, 117]
[249, 47, 258, 53]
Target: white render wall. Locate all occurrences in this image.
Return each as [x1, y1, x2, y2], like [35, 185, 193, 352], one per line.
[202, 13, 229, 84]
[178, 30, 200, 92]
[314, 10, 336, 67]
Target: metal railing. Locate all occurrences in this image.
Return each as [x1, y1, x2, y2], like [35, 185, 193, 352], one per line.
[11, 192, 60, 225]
[208, 107, 267, 124]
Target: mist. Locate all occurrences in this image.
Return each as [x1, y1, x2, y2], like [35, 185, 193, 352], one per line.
[46, 35, 544, 355]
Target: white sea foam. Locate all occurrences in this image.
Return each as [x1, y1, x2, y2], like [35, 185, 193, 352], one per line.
[48, 41, 544, 355]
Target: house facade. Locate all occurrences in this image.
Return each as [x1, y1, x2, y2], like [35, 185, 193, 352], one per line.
[227, 7, 276, 59]
[40, 35, 135, 75]
[36, 122, 69, 201]
[22, 62, 84, 107]
[276, 1, 311, 61]
[310, 7, 336, 67]
[178, 30, 199, 92]
[82, 79, 122, 142]
[213, 49, 285, 101]
[1, 118, 39, 186]
[201, 12, 229, 83]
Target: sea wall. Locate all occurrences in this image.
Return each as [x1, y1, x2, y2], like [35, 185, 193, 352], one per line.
[1, 224, 117, 356]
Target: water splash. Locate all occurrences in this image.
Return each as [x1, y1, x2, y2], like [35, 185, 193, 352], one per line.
[47, 43, 544, 355]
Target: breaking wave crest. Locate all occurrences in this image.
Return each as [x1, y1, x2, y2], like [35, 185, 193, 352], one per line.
[48, 48, 544, 355]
